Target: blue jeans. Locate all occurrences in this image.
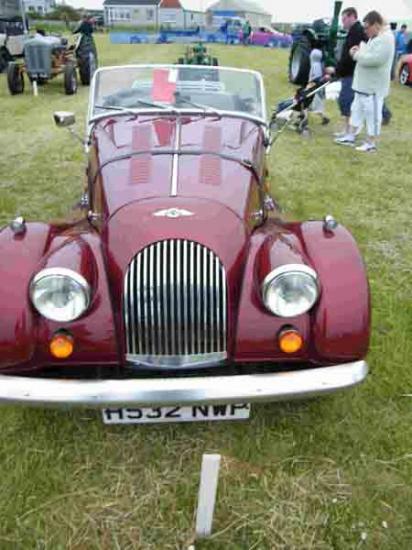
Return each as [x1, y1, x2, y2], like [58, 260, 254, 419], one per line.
[338, 76, 354, 117]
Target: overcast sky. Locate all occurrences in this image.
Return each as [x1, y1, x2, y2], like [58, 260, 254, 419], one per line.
[68, 0, 412, 22]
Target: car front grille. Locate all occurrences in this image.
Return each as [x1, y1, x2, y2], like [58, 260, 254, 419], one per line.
[124, 239, 227, 367]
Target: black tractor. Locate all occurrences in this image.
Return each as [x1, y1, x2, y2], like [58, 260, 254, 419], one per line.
[289, 1, 346, 85]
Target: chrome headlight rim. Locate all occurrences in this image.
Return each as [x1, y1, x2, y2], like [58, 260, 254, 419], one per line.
[262, 263, 320, 318]
[30, 267, 91, 322]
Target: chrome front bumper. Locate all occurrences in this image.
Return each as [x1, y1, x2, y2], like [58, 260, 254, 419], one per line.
[0, 361, 368, 407]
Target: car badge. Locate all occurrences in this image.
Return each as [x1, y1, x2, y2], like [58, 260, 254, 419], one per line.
[153, 208, 194, 219]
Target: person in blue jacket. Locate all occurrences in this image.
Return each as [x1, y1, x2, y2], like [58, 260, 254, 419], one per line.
[396, 24, 408, 57]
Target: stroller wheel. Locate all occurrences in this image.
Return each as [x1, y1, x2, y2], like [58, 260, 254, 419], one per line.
[300, 127, 312, 138]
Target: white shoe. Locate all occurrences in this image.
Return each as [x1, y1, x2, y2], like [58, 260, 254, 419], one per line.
[355, 142, 377, 153]
[334, 134, 355, 146]
[333, 131, 346, 137]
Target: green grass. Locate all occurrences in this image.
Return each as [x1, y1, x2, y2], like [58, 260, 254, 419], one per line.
[1, 36, 412, 548]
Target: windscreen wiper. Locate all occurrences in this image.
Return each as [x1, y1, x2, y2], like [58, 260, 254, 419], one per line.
[174, 93, 221, 118]
[95, 99, 172, 112]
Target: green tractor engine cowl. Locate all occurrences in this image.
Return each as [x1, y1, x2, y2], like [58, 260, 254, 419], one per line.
[289, 1, 347, 86]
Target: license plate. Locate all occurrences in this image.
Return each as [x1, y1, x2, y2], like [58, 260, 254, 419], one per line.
[101, 403, 251, 425]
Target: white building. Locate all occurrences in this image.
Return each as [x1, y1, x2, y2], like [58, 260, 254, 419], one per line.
[104, 0, 159, 26]
[24, 0, 56, 15]
[159, 0, 204, 29]
[103, 0, 205, 28]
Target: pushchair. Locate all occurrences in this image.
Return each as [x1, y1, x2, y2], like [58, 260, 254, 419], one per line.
[272, 77, 333, 137]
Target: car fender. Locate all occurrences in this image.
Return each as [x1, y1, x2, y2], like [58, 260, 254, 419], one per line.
[300, 221, 370, 361]
[0, 223, 52, 368]
[234, 221, 312, 362]
[33, 231, 120, 367]
[234, 220, 370, 364]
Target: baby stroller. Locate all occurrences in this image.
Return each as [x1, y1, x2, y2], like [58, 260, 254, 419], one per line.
[272, 77, 332, 137]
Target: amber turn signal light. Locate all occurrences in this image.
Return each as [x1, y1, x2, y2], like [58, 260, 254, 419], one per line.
[278, 329, 303, 354]
[50, 333, 74, 359]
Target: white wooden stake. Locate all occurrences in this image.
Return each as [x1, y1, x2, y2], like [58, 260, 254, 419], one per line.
[195, 453, 221, 539]
[32, 80, 38, 97]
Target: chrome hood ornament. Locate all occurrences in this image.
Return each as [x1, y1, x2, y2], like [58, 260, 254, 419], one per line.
[153, 208, 195, 219]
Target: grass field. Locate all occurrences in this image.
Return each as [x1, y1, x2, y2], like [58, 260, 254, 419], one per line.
[1, 36, 412, 549]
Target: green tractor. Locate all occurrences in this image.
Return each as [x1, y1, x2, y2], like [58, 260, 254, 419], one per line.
[177, 43, 218, 67]
[289, 1, 346, 85]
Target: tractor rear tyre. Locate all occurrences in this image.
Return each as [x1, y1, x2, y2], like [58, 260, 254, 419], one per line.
[212, 57, 219, 66]
[64, 63, 78, 95]
[7, 62, 24, 95]
[289, 36, 311, 85]
[78, 51, 97, 86]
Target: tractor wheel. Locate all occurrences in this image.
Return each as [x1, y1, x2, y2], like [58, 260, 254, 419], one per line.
[212, 57, 219, 66]
[399, 64, 411, 86]
[64, 63, 78, 95]
[78, 51, 97, 86]
[289, 36, 311, 85]
[178, 57, 185, 64]
[7, 62, 24, 95]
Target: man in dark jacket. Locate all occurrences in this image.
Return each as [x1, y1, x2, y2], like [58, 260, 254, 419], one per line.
[73, 15, 94, 36]
[334, 7, 366, 136]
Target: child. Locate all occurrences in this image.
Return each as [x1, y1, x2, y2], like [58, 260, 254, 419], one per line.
[308, 47, 330, 125]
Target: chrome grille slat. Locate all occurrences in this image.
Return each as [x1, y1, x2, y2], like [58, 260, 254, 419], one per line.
[183, 240, 189, 354]
[135, 255, 142, 355]
[162, 241, 169, 355]
[190, 241, 195, 353]
[124, 239, 227, 364]
[170, 240, 175, 354]
[203, 246, 208, 354]
[142, 247, 149, 355]
[209, 250, 215, 352]
[125, 263, 131, 353]
[149, 244, 155, 355]
[176, 240, 182, 355]
[156, 242, 162, 355]
[215, 256, 221, 350]
[196, 244, 201, 355]
[222, 255, 227, 349]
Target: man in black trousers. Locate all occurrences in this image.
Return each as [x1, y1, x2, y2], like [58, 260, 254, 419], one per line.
[334, 7, 366, 136]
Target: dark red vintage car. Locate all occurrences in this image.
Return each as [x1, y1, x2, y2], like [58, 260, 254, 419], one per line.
[0, 65, 369, 423]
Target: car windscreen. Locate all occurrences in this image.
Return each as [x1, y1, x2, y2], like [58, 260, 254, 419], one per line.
[91, 65, 265, 120]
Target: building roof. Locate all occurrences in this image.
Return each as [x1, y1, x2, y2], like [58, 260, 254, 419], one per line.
[207, 0, 271, 16]
[160, 0, 182, 8]
[103, 0, 159, 6]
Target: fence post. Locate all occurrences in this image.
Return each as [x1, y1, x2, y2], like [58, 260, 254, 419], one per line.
[195, 453, 221, 539]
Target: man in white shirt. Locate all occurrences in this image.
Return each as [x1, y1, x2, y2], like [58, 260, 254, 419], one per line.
[34, 29, 62, 47]
[335, 11, 395, 153]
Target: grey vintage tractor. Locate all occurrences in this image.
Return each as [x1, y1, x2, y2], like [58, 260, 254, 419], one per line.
[7, 33, 97, 95]
[289, 1, 346, 85]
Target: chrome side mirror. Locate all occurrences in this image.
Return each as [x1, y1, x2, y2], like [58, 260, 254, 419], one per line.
[54, 111, 76, 128]
[53, 111, 87, 149]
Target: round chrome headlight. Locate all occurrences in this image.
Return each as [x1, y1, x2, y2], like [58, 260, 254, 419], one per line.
[262, 264, 319, 318]
[30, 268, 90, 322]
